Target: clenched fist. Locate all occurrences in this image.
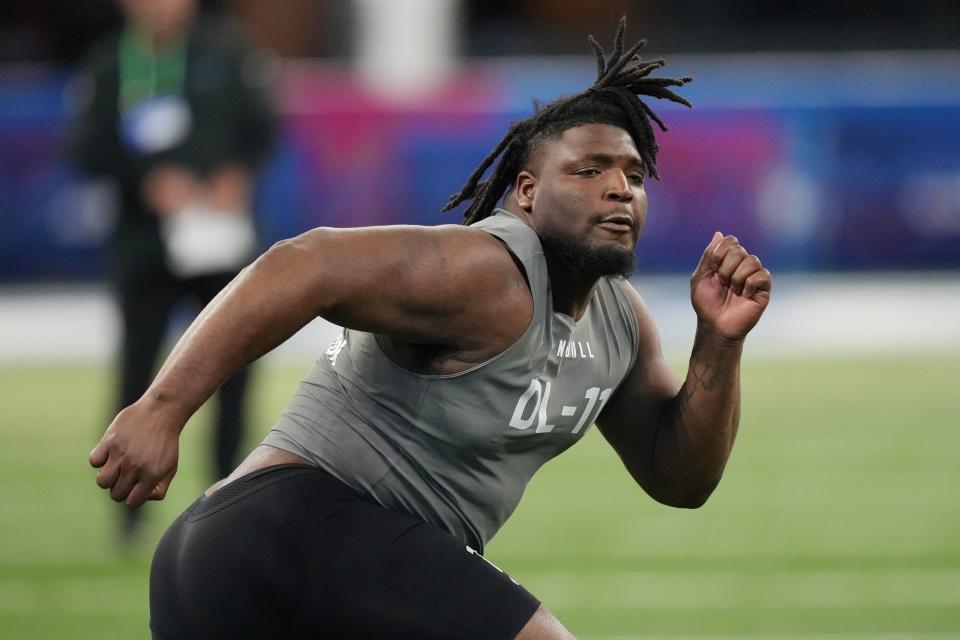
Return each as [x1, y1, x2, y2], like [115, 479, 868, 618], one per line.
[90, 399, 182, 507]
[690, 232, 771, 341]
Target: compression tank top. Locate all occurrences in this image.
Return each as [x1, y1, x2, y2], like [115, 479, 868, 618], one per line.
[262, 210, 640, 550]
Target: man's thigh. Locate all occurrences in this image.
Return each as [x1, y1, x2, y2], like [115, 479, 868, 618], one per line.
[294, 469, 542, 638]
[151, 465, 544, 639]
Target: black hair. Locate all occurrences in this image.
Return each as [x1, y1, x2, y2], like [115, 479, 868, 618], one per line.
[443, 17, 693, 226]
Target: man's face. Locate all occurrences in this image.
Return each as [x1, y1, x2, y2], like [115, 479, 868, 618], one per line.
[517, 123, 648, 279]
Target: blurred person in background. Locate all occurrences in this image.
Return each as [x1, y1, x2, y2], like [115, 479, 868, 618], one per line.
[66, 0, 276, 544]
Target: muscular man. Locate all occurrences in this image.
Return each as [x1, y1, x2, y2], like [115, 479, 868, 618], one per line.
[90, 20, 771, 639]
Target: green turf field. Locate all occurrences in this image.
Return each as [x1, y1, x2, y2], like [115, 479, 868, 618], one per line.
[1, 358, 958, 639]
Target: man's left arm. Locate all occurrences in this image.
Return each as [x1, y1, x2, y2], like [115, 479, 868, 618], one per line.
[598, 232, 771, 508]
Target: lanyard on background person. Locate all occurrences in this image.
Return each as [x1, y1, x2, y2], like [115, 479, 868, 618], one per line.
[118, 25, 191, 154]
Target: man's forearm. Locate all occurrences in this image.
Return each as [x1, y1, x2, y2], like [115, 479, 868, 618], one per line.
[652, 324, 743, 506]
[142, 238, 324, 424]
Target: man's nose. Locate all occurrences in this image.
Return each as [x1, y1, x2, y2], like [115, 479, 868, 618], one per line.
[604, 172, 633, 202]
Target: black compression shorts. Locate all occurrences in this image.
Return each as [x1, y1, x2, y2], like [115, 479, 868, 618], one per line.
[149, 464, 540, 639]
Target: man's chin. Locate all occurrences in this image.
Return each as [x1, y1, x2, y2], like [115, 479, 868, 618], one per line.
[541, 232, 637, 279]
[588, 244, 637, 279]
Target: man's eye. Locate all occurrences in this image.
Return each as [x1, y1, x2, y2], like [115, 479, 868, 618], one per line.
[576, 168, 600, 177]
[629, 173, 645, 184]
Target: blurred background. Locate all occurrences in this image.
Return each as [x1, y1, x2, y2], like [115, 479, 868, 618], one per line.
[1, 1, 958, 638]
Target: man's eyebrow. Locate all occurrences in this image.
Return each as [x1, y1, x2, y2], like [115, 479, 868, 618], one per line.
[576, 152, 644, 166]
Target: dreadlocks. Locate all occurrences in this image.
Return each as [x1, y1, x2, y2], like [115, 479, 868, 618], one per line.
[443, 17, 692, 226]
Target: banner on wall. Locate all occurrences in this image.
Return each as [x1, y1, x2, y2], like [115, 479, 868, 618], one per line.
[1, 53, 958, 281]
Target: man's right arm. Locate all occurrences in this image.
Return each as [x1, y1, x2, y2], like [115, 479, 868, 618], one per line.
[91, 224, 530, 506]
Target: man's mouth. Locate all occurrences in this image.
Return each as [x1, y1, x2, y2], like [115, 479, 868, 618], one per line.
[597, 214, 634, 234]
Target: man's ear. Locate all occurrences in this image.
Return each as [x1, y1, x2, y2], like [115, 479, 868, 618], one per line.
[515, 170, 537, 212]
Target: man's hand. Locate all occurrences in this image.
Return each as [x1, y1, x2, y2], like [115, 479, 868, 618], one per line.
[691, 232, 771, 341]
[89, 400, 182, 507]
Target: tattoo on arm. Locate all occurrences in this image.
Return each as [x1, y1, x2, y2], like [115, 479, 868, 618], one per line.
[672, 357, 724, 424]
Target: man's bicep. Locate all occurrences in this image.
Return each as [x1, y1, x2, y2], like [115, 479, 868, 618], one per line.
[297, 224, 518, 344]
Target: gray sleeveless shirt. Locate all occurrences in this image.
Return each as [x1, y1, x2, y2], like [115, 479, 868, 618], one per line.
[263, 210, 639, 550]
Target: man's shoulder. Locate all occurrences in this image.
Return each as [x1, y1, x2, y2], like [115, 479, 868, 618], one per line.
[419, 223, 526, 284]
[423, 222, 532, 314]
[351, 222, 533, 359]
[469, 210, 541, 250]
[306, 222, 524, 299]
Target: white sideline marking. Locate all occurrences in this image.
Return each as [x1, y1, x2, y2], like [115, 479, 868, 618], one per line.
[0, 274, 958, 364]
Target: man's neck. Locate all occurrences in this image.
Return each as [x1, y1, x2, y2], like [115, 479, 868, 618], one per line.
[543, 248, 599, 321]
[502, 200, 598, 321]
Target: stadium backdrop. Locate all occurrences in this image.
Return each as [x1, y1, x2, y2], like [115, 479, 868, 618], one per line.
[1, 53, 958, 281]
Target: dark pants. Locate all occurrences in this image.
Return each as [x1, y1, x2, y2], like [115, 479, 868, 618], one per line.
[113, 267, 251, 530]
[150, 465, 539, 639]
